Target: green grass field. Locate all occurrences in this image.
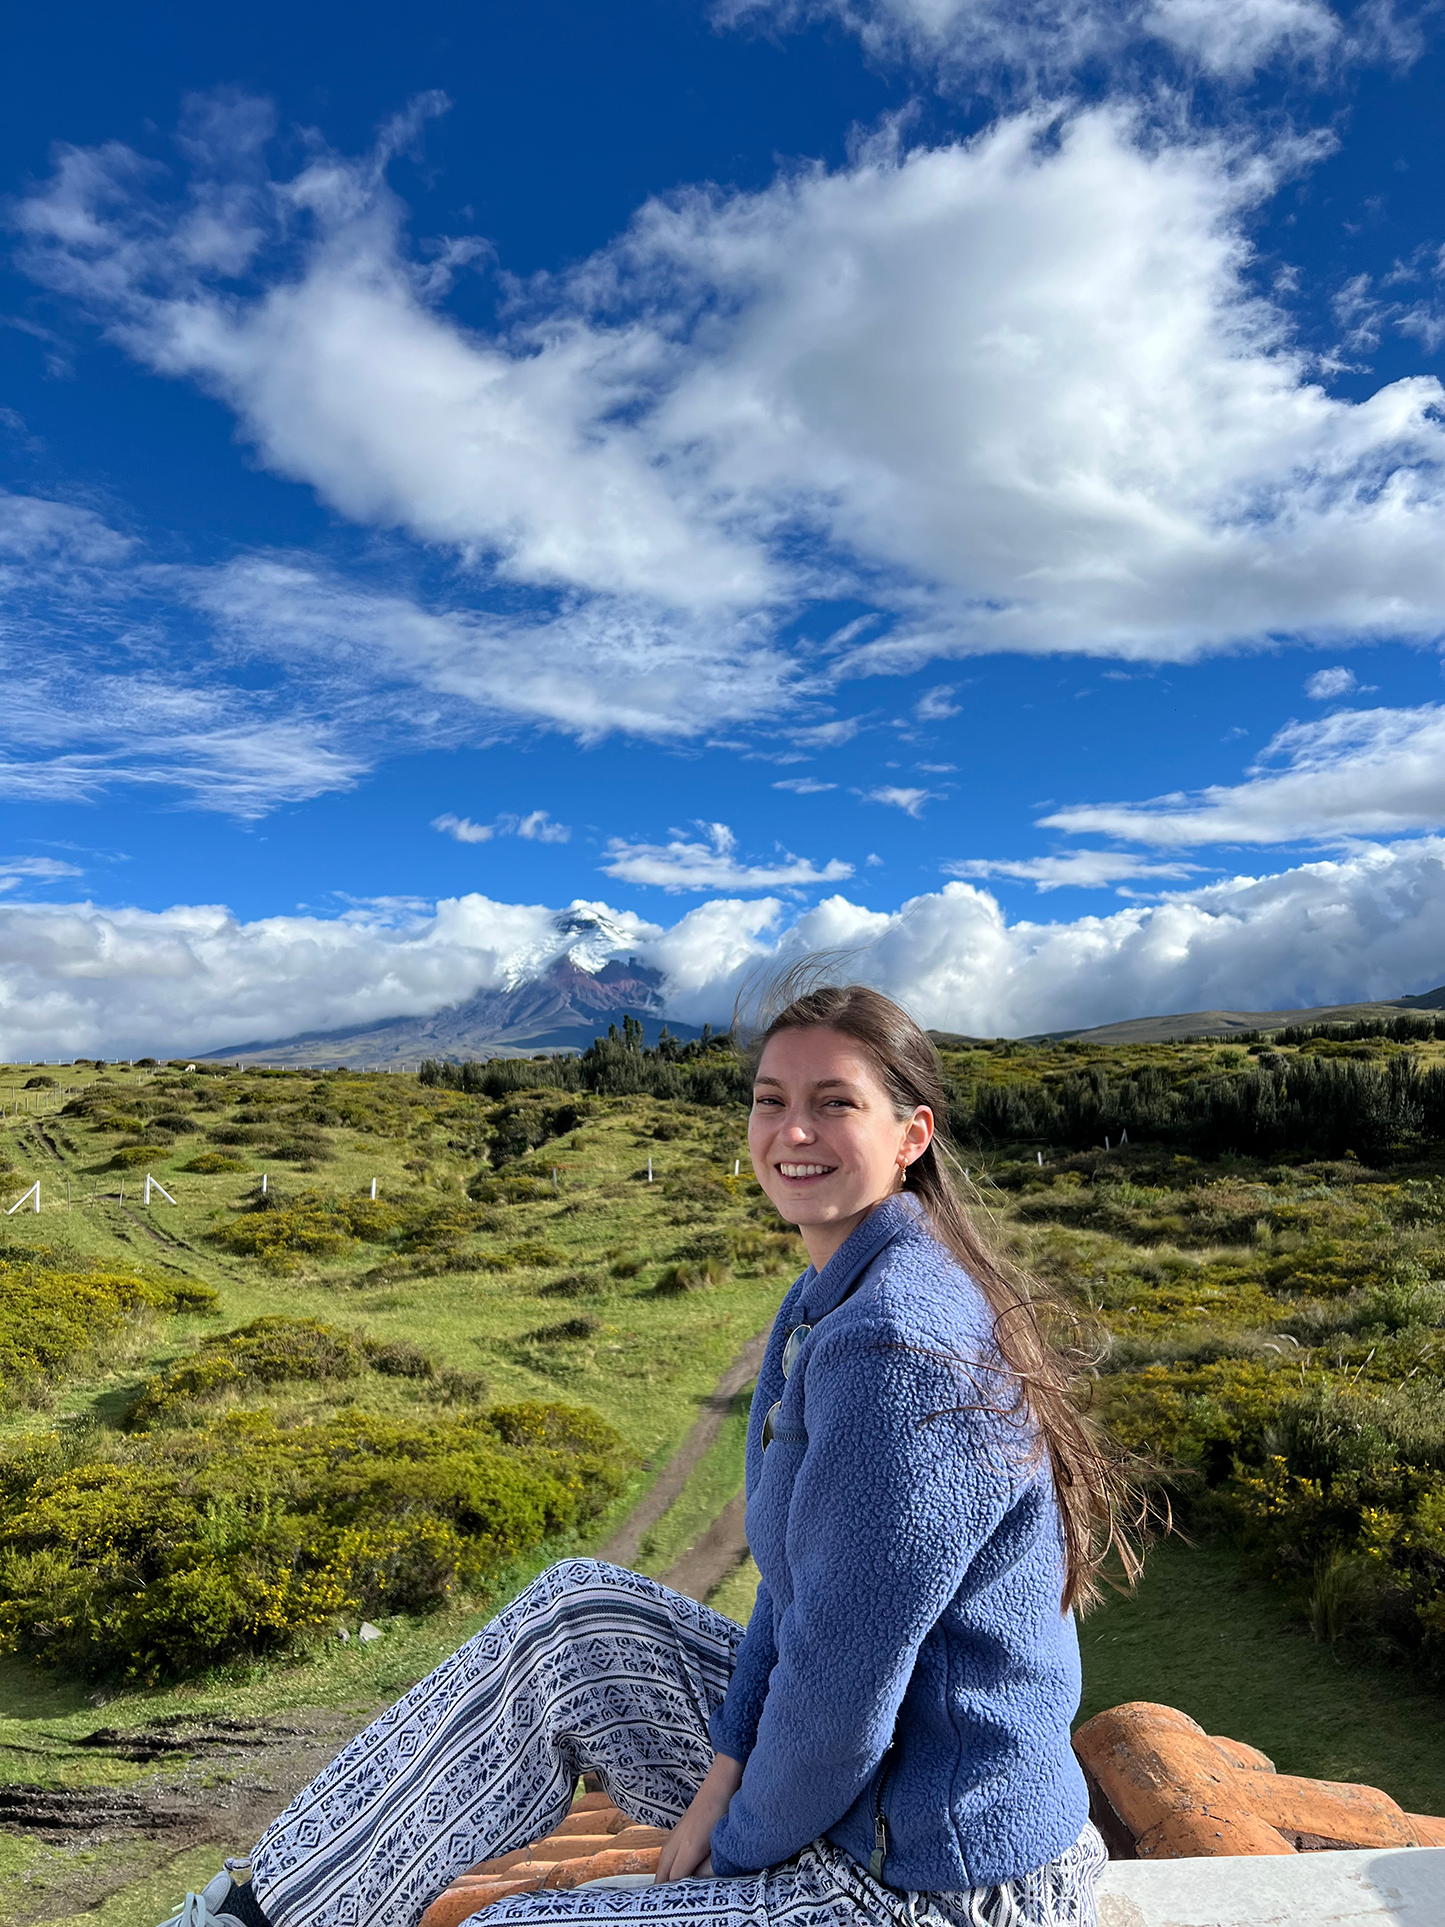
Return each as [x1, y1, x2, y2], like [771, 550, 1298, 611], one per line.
[1, 1044, 1444, 1925]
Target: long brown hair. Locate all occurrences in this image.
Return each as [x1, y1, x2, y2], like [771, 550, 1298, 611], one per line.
[739, 966, 1146, 1615]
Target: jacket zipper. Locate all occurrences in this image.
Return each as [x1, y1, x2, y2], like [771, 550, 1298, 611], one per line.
[869, 1749, 896, 1882]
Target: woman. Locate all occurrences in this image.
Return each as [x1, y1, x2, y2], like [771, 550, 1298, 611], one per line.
[172, 983, 1129, 1927]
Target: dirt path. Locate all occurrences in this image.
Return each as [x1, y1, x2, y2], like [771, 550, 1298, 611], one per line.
[597, 1329, 767, 1569]
[661, 1492, 750, 1603]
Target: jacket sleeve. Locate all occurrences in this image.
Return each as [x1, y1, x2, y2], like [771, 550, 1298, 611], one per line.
[708, 1576, 777, 1763]
[709, 1323, 1021, 1875]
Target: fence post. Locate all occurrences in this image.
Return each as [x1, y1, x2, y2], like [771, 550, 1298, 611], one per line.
[262, 1172, 268, 1194]
[646, 1157, 653, 1183]
[5, 1182, 39, 1216]
[370, 1177, 377, 1200]
[146, 1174, 177, 1205]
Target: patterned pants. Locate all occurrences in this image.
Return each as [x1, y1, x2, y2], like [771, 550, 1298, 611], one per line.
[248, 1560, 1105, 1927]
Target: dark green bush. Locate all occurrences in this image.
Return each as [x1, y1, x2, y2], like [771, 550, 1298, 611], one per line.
[183, 1151, 249, 1174]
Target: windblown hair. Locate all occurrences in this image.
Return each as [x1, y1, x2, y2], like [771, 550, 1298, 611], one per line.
[738, 963, 1147, 1615]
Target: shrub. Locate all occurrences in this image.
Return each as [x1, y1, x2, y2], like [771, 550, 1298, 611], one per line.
[654, 1255, 729, 1295]
[0, 1400, 632, 1680]
[126, 1317, 374, 1427]
[524, 1316, 600, 1343]
[0, 1253, 217, 1406]
[467, 1175, 555, 1206]
[544, 1270, 609, 1298]
[107, 1145, 170, 1170]
[24, 1076, 57, 1090]
[152, 1114, 201, 1134]
[183, 1152, 249, 1174]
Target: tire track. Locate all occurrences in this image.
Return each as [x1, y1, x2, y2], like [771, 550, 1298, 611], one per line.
[597, 1329, 767, 1569]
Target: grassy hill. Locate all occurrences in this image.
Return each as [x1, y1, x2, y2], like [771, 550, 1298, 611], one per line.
[1, 1033, 1444, 1922]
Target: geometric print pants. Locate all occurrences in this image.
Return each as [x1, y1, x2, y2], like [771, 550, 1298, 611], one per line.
[245, 1561, 1106, 1927]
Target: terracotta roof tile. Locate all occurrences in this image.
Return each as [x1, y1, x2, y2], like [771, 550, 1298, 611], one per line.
[420, 1705, 1445, 1921]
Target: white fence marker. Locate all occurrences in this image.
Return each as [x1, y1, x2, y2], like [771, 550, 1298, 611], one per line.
[1037, 1151, 1043, 1166]
[6, 1182, 39, 1215]
[370, 1176, 377, 1200]
[734, 1159, 740, 1177]
[646, 1157, 653, 1183]
[144, 1174, 177, 1205]
[261, 1172, 268, 1194]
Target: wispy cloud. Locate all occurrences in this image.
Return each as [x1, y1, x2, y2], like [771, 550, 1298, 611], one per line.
[434, 809, 571, 844]
[858, 785, 934, 816]
[773, 777, 837, 793]
[600, 822, 853, 892]
[715, 0, 1348, 90]
[945, 850, 1202, 890]
[1041, 703, 1445, 846]
[914, 686, 961, 721]
[0, 856, 84, 894]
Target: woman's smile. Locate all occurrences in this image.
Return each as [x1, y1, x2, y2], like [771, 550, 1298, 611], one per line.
[776, 1160, 838, 1181]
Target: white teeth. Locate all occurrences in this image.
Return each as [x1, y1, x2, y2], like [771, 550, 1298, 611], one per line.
[779, 1163, 833, 1177]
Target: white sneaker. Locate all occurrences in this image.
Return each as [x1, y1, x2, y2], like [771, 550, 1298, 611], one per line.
[157, 1869, 254, 1927]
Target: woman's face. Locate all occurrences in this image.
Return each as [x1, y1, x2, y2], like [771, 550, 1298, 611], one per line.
[749, 1025, 933, 1266]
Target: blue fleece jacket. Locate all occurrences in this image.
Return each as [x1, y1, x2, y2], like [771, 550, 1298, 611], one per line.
[707, 1194, 1089, 1891]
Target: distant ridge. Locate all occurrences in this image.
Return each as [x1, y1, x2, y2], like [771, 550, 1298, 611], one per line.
[1023, 984, 1445, 1047]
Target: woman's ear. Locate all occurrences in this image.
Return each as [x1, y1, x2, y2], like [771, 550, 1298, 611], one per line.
[902, 1104, 934, 1166]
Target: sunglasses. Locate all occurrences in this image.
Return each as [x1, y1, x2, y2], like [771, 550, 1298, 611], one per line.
[761, 1322, 811, 1450]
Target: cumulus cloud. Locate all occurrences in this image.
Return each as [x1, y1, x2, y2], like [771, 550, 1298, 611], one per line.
[7, 841, 1445, 1055]
[1305, 664, 1358, 698]
[944, 850, 1201, 889]
[433, 809, 571, 845]
[16, 92, 1445, 719]
[599, 821, 854, 891]
[1042, 702, 1445, 845]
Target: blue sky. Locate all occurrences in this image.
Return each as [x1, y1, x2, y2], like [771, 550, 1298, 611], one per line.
[6, 0, 1445, 1054]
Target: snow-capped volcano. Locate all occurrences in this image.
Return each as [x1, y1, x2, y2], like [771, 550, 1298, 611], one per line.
[207, 905, 695, 1065]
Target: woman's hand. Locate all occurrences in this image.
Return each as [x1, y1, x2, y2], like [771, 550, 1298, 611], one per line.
[654, 1753, 742, 1883]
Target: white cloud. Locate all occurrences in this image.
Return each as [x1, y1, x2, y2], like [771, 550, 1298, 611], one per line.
[772, 777, 838, 792]
[716, 0, 1343, 83]
[432, 815, 495, 844]
[859, 785, 933, 815]
[914, 685, 961, 721]
[600, 821, 854, 892]
[1305, 664, 1357, 699]
[9, 842, 1445, 1056]
[189, 556, 799, 745]
[945, 850, 1201, 889]
[513, 810, 570, 843]
[19, 95, 1445, 703]
[0, 856, 84, 895]
[434, 809, 571, 845]
[1041, 702, 1445, 845]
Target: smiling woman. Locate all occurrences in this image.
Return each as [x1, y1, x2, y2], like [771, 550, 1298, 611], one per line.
[169, 976, 1135, 1927]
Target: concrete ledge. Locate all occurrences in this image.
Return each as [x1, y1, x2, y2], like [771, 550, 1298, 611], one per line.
[1098, 1846, 1445, 1926]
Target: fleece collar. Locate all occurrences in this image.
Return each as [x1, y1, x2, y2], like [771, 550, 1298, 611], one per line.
[798, 1191, 924, 1322]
